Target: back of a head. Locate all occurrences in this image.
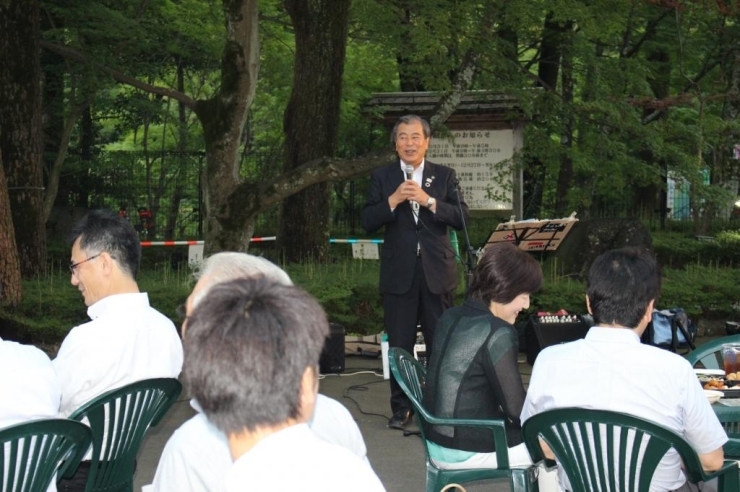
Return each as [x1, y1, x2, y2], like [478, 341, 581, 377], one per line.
[183, 276, 329, 435]
[69, 209, 141, 278]
[469, 242, 543, 305]
[587, 247, 661, 328]
[190, 252, 292, 308]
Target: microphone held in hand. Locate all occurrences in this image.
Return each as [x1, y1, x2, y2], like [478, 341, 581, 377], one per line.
[404, 165, 419, 216]
[404, 165, 414, 181]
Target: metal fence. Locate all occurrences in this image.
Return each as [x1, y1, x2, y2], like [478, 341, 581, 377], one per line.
[54, 151, 732, 246]
[54, 151, 370, 241]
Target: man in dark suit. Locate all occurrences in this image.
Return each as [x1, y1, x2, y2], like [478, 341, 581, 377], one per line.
[362, 114, 469, 429]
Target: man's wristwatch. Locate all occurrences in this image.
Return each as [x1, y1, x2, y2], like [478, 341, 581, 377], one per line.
[426, 197, 436, 208]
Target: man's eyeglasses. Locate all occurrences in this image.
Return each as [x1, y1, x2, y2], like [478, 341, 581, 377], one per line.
[69, 254, 101, 274]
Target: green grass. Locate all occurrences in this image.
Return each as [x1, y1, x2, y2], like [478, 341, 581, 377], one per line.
[4, 230, 740, 344]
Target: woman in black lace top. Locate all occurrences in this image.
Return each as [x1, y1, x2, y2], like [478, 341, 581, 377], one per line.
[422, 242, 557, 490]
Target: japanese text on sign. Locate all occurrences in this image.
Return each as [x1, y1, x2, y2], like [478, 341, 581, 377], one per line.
[426, 130, 514, 210]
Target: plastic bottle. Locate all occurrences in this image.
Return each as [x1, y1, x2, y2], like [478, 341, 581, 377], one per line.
[381, 333, 390, 380]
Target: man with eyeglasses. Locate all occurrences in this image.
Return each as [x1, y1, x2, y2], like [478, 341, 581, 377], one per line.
[54, 209, 183, 492]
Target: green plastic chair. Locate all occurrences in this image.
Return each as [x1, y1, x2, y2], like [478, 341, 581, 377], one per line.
[64, 378, 182, 492]
[685, 335, 740, 369]
[389, 347, 538, 492]
[522, 407, 740, 492]
[0, 418, 91, 492]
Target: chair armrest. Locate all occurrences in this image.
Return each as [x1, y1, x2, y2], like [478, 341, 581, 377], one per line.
[698, 460, 739, 489]
[418, 406, 512, 468]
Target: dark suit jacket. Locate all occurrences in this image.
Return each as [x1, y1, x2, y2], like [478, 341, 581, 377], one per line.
[362, 160, 469, 296]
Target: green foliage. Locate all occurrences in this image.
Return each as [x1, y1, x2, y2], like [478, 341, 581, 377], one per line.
[0, 262, 193, 346]
[531, 274, 587, 317]
[3, 247, 740, 344]
[653, 232, 740, 268]
[284, 259, 383, 336]
[659, 264, 740, 320]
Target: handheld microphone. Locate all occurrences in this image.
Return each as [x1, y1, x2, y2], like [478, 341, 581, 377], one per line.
[404, 165, 419, 219]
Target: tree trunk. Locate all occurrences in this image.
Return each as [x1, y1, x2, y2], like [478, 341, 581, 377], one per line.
[78, 105, 93, 207]
[39, 0, 467, 256]
[195, 0, 260, 256]
[165, 62, 189, 240]
[0, 148, 23, 306]
[635, 49, 671, 220]
[555, 27, 574, 217]
[0, 0, 47, 277]
[278, 0, 350, 263]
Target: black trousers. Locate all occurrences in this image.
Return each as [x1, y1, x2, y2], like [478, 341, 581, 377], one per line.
[57, 460, 137, 492]
[383, 256, 453, 414]
[57, 461, 92, 492]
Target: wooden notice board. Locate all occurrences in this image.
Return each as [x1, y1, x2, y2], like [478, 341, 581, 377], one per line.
[485, 218, 577, 252]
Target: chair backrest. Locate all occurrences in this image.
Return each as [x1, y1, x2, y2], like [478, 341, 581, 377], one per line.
[68, 378, 182, 492]
[522, 408, 715, 492]
[0, 418, 91, 492]
[388, 347, 427, 406]
[388, 347, 512, 464]
[685, 335, 740, 369]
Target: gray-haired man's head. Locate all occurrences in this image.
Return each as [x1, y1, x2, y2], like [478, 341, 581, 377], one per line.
[185, 252, 292, 318]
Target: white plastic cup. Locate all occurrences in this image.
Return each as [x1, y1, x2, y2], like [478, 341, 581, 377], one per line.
[381, 333, 390, 380]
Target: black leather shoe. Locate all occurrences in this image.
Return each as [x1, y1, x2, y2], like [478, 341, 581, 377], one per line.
[388, 408, 413, 430]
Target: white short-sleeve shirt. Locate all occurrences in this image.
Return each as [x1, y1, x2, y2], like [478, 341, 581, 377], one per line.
[0, 337, 60, 429]
[225, 424, 384, 492]
[521, 327, 728, 492]
[53, 292, 183, 418]
[149, 394, 370, 492]
[0, 337, 62, 492]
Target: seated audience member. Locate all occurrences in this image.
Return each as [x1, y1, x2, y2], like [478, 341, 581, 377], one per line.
[184, 277, 385, 491]
[422, 243, 557, 491]
[521, 247, 726, 492]
[0, 337, 61, 492]
[54, 210, 183, 491]
[0, 337, 60, 430]
[149, 253, 369, 492]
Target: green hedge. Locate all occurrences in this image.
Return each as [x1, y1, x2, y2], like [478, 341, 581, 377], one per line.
[3, 229, 740, 343]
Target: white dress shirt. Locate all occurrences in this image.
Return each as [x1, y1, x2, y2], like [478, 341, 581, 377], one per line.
[1, 337, 62, 492]
[225, 423, 384, 492]
[521, 327, 728, 492]
[148, 394, 370, 492]
[0, 337, 60, 430]
[53, 292, 183, 419]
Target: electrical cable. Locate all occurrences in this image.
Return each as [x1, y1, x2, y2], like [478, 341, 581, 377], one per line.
[319, 370, 383, 379]
[342, 379, 392, 420]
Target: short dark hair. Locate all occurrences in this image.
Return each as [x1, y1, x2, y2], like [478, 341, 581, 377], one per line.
[587, 247, 661, 328]
[69, 209, 141, 278]
[390, 114, 431, 144]
[469, 242, 542, 305]
[183, 277, 329, 435]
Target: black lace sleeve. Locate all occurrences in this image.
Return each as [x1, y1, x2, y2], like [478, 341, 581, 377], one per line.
[483, 324, 527, 429]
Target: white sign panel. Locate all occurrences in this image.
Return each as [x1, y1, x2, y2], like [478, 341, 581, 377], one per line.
[426, 129, 515, 211]
[188, 244, 204, 266]
[351, 242, 379, 260]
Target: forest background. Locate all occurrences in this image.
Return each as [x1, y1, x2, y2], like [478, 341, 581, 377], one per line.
[2, 0, 740, 342]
